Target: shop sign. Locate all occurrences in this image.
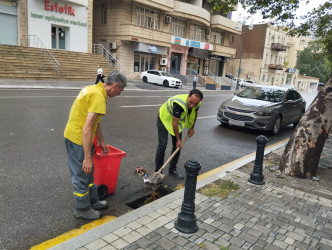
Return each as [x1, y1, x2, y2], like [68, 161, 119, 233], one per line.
[45, 0, 75, 16]
[148, 45, 159, 54]
[31, 12, 87, 27]
[172, 36, 213, 51]
[286, 68, 296, 73]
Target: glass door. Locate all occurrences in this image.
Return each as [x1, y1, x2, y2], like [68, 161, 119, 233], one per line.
[51, 26, 66, 50]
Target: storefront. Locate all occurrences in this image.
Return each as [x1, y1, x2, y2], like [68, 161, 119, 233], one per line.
[209, 55, 226, 77]
[132, 42, 167, 72]
[0, 2, 18, 45]
[28, 0, 89, 52]
[169, 36, 213, 75]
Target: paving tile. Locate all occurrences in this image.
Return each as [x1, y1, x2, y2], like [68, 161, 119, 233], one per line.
[84, 239, 107, 250]
[111, 238, 130, 249]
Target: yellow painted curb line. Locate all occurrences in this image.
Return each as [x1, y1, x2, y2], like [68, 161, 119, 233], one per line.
[197, 138, 288, 182]
[30, 215, 116, 250]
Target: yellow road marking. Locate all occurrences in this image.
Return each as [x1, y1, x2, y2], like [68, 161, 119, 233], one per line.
[30, 215, 116, 250]
[197, 138, 288, 181]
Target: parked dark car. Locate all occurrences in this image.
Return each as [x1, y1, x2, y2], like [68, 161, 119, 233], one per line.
[217, 85, 306, 134]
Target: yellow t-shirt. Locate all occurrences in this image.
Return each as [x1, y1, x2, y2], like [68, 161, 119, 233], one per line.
[64, 82, 107, 145]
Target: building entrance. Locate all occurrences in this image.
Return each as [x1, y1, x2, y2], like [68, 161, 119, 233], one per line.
[170, 53, 181, 74]
[52, 26, 66, 50]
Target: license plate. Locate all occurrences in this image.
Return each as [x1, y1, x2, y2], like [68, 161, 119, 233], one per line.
[229, 119, 245, 127]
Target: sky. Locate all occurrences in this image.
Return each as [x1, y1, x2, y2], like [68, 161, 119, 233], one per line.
[231, 0, 328, 25]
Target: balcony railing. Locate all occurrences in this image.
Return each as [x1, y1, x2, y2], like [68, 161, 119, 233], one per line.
[268, 64, 283, 70]
[271, 43, 287, 51]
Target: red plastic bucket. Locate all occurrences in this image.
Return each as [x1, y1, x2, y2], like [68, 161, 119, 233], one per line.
[93, 138, 126, 194]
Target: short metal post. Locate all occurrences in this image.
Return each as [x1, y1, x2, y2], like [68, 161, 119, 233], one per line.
[248, 135, 268, 185]
[174, 160, 201, 234]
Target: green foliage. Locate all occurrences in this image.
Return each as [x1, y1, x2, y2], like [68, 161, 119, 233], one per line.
[199, 180, 239, 198]
[296, 44, 331, 83]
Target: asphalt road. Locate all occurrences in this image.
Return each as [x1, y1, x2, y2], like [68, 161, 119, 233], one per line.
[0, 84, 317, 249]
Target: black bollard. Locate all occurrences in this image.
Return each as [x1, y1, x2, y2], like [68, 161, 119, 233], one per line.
[248, 135, 268, 185]
[174, 160, 201, 234]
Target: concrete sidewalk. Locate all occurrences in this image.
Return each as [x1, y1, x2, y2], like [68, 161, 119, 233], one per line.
[48, 140, 332, 250]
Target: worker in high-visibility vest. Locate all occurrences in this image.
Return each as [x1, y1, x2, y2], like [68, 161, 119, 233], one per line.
[155, 89, 203, 179]
[64, 71, 127, 220]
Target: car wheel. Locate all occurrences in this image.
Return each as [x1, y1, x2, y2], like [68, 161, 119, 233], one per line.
[142, 76, 148, 83]
[271, 115, 281, 135]
[293, 111, 304, 127]
[163, 80, 169, 87]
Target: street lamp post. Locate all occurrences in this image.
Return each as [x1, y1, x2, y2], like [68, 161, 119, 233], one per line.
[235, 17, 253, 91]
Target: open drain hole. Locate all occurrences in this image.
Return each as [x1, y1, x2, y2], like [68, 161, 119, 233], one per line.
[126, 185, 173, 209]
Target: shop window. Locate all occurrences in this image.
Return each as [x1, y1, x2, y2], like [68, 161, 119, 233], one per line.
[190, 24, 203, 42]
[136, 5, 159, 30]
[171, 17, 186, 38]
[100, 2, 107, 25]
[134, 53, 156, 72]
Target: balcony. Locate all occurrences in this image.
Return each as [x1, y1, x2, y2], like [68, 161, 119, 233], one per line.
[120, 24, 172, 47]
[132, 0, 174, 12]
[271, 43, 287, 51]
[210, 44, 236, 58]
[268, 64, 283, 70]
[173, 1, 210, 26]
[210, 15, 241, 35]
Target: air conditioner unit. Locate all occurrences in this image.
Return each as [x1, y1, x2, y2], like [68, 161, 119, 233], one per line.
[160, 58, 168, 65]
[165, 15, 172, 24]
[206, 35, 210, 40]
[206, 28, 211, 35]
[110, 53, 116, 59]
[110, 42, 117, 49]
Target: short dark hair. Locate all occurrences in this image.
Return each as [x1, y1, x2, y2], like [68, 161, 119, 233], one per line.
[189, 89, 203, 100]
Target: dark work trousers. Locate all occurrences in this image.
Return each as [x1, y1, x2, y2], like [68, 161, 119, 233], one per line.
[155, 115, 182, 173]
[193, 81, 197, 89]
[95, 74, 104, 84]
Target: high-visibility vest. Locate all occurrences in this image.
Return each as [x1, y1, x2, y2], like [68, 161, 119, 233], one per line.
[159, 94, 201, 136]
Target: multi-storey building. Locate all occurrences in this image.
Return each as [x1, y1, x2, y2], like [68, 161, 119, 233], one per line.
[93, 0, 240, 79]
[0, 0, 93, 52]
[228, 24, 317, 90]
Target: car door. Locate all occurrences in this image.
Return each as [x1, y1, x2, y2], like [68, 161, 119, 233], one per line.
[148, 71, 157, 83]
[155, 71, 163, 85]
[292, 91, 305, 122]
[283, 90, 298, 124]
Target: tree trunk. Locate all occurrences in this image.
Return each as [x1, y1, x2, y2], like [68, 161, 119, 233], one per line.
[279, 76, 332, 178]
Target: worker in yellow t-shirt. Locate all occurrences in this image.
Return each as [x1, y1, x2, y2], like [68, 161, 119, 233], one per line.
[64, 71, 127, 220]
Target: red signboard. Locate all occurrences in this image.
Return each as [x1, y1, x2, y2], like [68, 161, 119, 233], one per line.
[45, 0, 75, 16]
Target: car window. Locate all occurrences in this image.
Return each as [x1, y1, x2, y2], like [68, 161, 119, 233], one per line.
[237, 87, 285, 103]
[161, 72, 171, 77]
[147, 71, 153, 74]
[286, 91, 297, 101]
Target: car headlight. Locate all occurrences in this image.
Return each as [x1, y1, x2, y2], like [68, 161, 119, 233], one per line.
[254, 110, 273, 116]
[219, 104, 227, 110]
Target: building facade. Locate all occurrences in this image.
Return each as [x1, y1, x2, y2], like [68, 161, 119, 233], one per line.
[0, 0, 93, 52]
[228, 24, 314, 90]
[93, 0, 239, 79]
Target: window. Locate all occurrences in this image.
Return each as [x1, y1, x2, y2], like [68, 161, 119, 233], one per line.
[171, 17, 186, 38]
[231, 34, 235, 44]
[211, 29, 225, 45]
[100, 2, 107, 25]
[190, 24, 203, 41]
[136, 5, 159, 30]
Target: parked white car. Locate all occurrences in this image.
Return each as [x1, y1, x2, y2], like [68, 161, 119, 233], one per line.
[140, 70, 182, 88]
[243, 80, 257, 87]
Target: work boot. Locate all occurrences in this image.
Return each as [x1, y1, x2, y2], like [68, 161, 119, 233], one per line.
[91, 200, 108, 210]
[169, 170, 184, 180]
[75, 208, 101, 220]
